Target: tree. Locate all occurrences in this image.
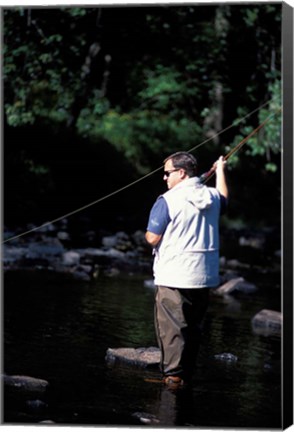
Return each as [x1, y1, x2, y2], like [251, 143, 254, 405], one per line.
[3, 4, 282, 227]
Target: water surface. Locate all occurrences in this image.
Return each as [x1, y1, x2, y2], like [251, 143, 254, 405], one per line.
[3, 267, 281, 428]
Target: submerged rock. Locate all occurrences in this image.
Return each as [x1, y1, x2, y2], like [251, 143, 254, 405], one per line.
[239, 235, 265, 249]
[225, 259, 250, 270]
[106, 347, 161, 368]
[39, 420, 55, 424]
[144, 279, 156, 289]
[25, 399, 48, 413]
[214, 353, 238, 362]
[132, 411, 160, 425]
[251, 309, 282, 336]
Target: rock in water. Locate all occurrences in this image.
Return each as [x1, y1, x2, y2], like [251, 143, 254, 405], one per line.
[251, 309, 282, 336]
[106, 347, 161, 368]
[214, 353, 238, 363]
[132, 411, 160, 424]
[3, 374, 49, 397]
[214, 277, 257, 295]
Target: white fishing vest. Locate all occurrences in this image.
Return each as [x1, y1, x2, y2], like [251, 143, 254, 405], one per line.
[153, 177, 221, 288]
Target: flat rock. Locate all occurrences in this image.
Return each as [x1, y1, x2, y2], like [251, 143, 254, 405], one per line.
[214, 277, 257, 295]
[3, 374, 49, 396]
[106, 347, 160, 368]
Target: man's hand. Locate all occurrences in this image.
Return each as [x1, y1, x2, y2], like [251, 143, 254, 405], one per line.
[215, 156, 228, 199]
[215, 155, 227, 173]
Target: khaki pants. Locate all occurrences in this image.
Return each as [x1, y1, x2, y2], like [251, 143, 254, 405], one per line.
[154, 285, 210, 381]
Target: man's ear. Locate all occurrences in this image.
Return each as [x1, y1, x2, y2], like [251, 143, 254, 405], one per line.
[179, 168, 187, 179]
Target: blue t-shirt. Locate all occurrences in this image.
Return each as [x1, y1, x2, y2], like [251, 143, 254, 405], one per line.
[147, 196, 170, 235]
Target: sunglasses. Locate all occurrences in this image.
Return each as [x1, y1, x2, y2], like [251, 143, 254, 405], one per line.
[163, 169, 180, 177]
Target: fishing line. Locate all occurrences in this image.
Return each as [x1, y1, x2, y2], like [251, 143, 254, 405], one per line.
[3, 97, 280, 244]
[2, 167, 162, 244]
[201, 106, 282, 184]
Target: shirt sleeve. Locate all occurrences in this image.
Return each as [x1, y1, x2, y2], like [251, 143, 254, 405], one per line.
[147, 196, 171, 235]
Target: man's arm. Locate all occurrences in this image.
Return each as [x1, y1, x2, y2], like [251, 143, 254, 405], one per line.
[145, 196, 170, 247]
[215, 156, 228, 199]
[145, 231, 162, 247]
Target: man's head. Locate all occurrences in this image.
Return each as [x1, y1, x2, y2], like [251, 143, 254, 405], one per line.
[163, 152, 197, 189]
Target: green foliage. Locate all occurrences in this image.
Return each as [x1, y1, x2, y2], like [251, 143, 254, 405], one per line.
[75, 61, 205, 172]
[3, 5, 282, 227]
[4, 5, 281, 168]
[230, 79, 281, 172]
[3, 7, 88, 128]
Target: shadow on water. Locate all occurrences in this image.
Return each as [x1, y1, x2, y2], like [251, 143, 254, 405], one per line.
[3, 267, 281, 428]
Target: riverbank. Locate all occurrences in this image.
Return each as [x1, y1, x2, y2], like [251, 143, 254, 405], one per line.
[3, 218, 281, 280]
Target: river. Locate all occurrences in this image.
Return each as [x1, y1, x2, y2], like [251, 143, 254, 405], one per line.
[3, 257, 281, 428]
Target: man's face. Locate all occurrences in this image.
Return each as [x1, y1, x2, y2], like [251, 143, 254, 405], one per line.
[163, 159, 182, 189]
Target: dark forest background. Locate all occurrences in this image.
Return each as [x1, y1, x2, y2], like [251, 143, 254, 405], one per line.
[3, 4, 282, 236]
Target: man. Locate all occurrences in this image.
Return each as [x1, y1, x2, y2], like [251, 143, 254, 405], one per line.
[145, 151, 228, 388]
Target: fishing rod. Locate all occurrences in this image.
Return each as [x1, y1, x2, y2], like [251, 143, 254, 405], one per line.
[199, 107, 282, 184]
